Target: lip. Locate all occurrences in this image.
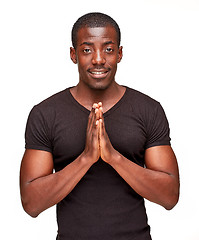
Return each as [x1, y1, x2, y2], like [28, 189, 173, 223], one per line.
[88, 69, 110, 79]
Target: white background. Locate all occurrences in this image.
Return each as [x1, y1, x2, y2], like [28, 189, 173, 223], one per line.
[1, 0, 199, 239]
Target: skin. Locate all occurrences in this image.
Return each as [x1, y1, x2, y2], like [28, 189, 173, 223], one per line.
[20, 26, 179, 218]
[70, 26, 124, 112]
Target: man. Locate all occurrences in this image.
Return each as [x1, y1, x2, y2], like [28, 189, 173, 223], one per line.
[20, 12, 179, 240]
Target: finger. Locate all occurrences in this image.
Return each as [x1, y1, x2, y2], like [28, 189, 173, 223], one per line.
[92, 103, 100, 125]
[87, 107, 95, 133]
[93, 103, 98, 109]
[93, 119, 100, 148]
[99, 118, 103, 138]
[98, 107, 103, 120]
[95, 108, 101, 122]
[100, 114, 106, 136]
[91, 102, 101, 132]
[97, 102, 103, 115]
[92, 109, 99, 130]
[98, 102, 102, 108]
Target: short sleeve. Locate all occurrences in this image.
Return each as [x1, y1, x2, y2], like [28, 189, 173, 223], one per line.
[25, 106, 52, 153]
[145, 103, 171, 149]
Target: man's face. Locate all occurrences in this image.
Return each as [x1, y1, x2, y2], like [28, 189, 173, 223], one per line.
[70, 26, 123, 90]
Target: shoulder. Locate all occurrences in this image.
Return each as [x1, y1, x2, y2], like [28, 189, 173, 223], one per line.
[123, 87, 168, 129]
[32, 88, 72, 114]
[125, 86, 160, 110]
[27, 88, 73, 125]
[37, 88, 70, 108]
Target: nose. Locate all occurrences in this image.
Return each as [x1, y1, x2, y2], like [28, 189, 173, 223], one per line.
[92, 50, 106, 65]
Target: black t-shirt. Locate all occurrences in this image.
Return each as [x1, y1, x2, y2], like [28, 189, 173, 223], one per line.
[25, 87, 171, 240]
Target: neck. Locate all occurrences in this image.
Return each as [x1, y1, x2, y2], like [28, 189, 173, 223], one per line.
[70, 81, 125, 112]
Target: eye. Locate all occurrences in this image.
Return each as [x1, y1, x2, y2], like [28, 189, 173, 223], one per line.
[83, 48, 91, 54]
[105, 47, 114, 53]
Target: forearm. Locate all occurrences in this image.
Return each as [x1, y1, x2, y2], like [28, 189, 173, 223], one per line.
[109, 151, 179, 210]
[21, 153, 93, 217]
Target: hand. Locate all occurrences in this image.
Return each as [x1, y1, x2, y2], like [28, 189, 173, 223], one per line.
[83, 104, 101, 163]
[95, 103, 117, 164]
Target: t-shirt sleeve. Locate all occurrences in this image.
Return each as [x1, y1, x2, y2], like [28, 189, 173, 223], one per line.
[25, 106, 53, 153]
[145, 103, 171, 149]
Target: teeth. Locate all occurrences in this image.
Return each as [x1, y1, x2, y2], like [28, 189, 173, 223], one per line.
[91, 72, 105, 75]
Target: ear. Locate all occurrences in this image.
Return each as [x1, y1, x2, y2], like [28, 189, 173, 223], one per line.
[117, 46, 123, 63]
[70, 47, 77, 64]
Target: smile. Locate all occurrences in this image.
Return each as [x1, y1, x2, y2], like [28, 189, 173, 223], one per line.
[91, 71, 107, 75]
[88, 69, 110, 79]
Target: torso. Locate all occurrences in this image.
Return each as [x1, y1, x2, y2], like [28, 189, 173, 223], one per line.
[25, 86, 170, 239]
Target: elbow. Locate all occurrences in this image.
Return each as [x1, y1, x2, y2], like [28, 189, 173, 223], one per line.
[21, 200, 40, 218]
[28, 212, 39, 218]
[27, 210, 40, 218]
[163, 191, 180, 211]
[164, 201, 177, 211]
[20, 184, 42, 218]
[163, 177, 180, 210]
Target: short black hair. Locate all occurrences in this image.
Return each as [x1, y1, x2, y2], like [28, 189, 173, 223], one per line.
[71, 12, 121, 49]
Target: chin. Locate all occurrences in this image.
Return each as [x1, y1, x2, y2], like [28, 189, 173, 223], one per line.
[87, 79, 114, 91]
[90, 85, 108, 91]
[89, 84, 110, 91]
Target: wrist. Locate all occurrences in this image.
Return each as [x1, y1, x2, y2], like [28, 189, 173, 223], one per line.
[80, 151, 98, 166]
[105, 149, 122, 166]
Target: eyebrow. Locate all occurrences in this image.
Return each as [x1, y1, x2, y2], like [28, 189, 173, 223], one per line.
[80, 42, 93, 46]
[104, 41, 115, 45]
[79, 41, 115, 46]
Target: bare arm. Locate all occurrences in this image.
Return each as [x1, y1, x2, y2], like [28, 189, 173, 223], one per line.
[98, 104, 179, 210]
[20, 149, 94, 217]
[20, 107, 100, 218]
[107, 146, 179, 210]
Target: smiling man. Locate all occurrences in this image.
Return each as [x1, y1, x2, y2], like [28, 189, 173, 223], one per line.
[20, 12, 179, 240]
